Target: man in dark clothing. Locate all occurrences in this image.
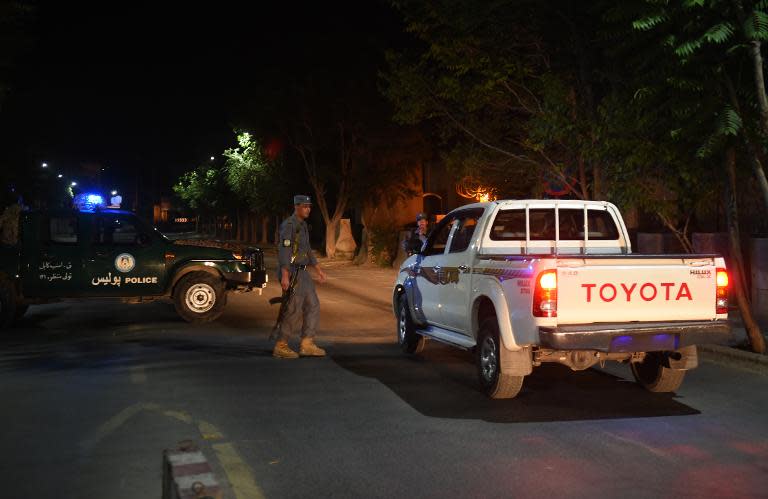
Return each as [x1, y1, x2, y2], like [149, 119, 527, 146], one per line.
[402, 212, 429, 256]
[273, 194, 328, 359]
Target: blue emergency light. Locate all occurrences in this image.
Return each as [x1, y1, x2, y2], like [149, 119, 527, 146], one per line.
[73, 192, 106, 212]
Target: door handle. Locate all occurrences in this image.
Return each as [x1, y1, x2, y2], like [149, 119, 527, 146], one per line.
[433, 265, 442, 272]
[458, 264, 469, 273]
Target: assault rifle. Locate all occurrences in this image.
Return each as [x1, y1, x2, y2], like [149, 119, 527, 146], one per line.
[268, 267, 300, 340]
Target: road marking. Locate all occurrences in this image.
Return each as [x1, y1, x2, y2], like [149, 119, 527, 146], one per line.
[130, 366, 146, 384]
[162, 409, 193, 424]
[80, 403, 265, 498]
[213, 442, 265, 499]
[198, 420, 224, 440]
[79, 402, 144, 451]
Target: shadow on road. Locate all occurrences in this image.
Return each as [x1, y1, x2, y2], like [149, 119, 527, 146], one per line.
[0, 333, 274, 373]
[331, 343, 700, 423]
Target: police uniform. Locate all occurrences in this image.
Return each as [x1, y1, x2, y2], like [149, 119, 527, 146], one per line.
[276, 196, 321, 345]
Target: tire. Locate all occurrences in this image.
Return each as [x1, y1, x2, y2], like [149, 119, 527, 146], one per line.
[476, 318, 524, 399]
[397, 294, 425, 354]
[0, 279, 18, 329]
[630, 351, 686, 393]
[173, 272, 226, 323]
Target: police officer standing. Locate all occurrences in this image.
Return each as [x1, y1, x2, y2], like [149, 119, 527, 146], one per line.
[402, 212, 429, 256]
[273, 194, 328, 359]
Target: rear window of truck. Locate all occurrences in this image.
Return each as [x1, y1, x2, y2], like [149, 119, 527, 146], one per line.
[489, 208, 619, 241]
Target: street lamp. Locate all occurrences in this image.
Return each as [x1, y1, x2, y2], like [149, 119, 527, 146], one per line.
[71, 181, 77, 187]
[57, 174, 63, 178]
[41, 162, 48, 168]
[111, 190, 118, 196]
[210, 156, 215, 161]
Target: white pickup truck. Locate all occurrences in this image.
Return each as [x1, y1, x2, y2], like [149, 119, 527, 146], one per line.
[393, 200, 731, 399]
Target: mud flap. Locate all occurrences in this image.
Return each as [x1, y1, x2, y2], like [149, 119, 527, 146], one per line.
[668, 345, 698, 370]
[500, 345, 533, 376]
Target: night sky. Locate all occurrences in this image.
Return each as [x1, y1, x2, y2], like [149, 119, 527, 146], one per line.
[0, 1, 403, 202]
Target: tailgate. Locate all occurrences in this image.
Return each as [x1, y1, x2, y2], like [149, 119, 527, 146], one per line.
[556, 257, 718, 324]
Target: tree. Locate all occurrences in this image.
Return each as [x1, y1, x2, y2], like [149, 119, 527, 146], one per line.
[287, 108, 357, 259]
[631, 0, 767, 352]
[279, 73, 413, 259]
[633, 0, 768, 216]
[173, 163, 232, 234]
[223, 131, 290, 244]
[382, 0, 617, 200]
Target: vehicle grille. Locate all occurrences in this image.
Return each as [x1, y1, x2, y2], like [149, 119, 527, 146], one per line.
[246, 248, 265, 271]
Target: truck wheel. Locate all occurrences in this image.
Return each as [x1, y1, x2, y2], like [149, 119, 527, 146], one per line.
[477, 318, 524, 399]
[397, 294, 425, 354]
[0, 280, 17, 329]
[631, 351, 686, 393]
[173, 272, 226, 323]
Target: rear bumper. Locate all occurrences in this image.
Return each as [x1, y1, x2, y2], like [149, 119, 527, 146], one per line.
[538, 320, 732, 352]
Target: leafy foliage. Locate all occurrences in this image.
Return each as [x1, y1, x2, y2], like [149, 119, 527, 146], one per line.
[223, 131, 289, 216]
[173, 166, 229, 212]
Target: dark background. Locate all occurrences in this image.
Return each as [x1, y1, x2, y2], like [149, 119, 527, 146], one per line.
[0, 1, 403, 206]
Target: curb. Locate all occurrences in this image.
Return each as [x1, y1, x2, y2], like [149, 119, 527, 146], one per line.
[698, 344, 768, 373]
[163, 441, 222, 499]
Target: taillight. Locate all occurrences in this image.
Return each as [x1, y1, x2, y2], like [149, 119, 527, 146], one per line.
[533, 269, 557, 317]
[716, 267, 728, 315]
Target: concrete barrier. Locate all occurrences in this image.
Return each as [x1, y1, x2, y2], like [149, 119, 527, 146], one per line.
[163, 440, 222, 499]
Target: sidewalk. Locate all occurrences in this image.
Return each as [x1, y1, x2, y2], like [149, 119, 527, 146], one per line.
[697, 311, 768, 373]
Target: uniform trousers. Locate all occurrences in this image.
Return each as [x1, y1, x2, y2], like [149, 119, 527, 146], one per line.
[277, 268, 320, 341]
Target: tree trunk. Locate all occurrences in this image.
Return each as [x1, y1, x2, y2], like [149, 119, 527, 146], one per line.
[725, 147, 766, 353]
[578, 157, 589, 200]
[744, 140, 768, 216]
[591, 162, 601, 200]
[750, 40, 768, 137]
[353, 227, 369, 265]
[325, 216, 341, 259]
[657, 212, 694, 253]
[260, 216, 269, 245]
[274, 215, 280, 245]
[354, 206, 371, 265]
[723, 71, 768, 216]
[250, 213, 258, 244]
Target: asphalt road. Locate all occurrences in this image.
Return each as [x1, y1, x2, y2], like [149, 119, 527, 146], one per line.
[1, 259, 767, 498]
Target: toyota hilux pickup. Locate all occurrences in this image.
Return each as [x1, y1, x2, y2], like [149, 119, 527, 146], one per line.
[0, 207, 267, 327]
[393, 200, 731, 399]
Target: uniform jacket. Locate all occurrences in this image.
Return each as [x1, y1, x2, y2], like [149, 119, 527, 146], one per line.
[278, 214, 317, 277]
